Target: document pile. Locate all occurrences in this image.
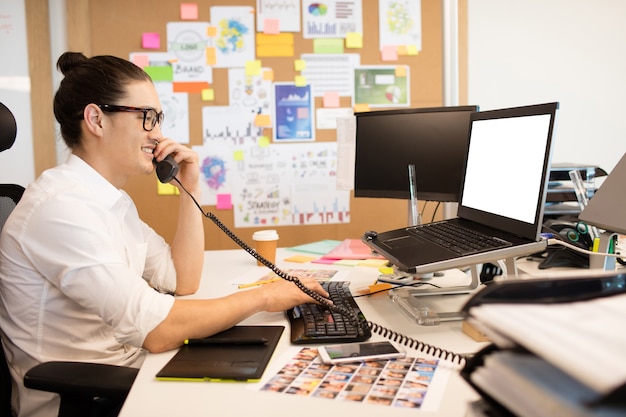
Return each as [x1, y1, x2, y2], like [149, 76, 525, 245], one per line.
[461, 276, 626, 417]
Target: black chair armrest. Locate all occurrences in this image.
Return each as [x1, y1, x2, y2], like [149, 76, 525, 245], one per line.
[24, 361, 138, 399]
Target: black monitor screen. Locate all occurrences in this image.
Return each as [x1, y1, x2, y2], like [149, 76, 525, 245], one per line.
[354, 105, 479, 202]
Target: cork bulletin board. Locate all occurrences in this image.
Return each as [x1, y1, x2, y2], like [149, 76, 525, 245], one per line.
[65, 0, 468, 250]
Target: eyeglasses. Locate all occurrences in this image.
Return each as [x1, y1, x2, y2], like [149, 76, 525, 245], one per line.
[98, 104, 164, 131]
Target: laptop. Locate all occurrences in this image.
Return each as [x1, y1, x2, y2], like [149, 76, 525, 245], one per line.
[362, 102, 559, 275]
[578, 151, 626, 235]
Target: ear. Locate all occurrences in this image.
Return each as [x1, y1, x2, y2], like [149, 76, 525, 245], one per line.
[83, 104, 104, 136]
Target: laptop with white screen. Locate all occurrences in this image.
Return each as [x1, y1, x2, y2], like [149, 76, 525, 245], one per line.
[362, 102, 559, 274]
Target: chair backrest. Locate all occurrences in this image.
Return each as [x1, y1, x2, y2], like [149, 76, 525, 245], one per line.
[0, 101, 22, 417]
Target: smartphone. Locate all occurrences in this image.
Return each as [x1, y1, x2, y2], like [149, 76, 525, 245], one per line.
[318, 341, 405, 364]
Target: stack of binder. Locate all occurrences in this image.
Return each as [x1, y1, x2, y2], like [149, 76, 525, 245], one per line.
[459, 274, 626, 417]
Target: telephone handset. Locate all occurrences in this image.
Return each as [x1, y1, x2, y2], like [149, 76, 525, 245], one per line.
[156, 159, 467, 365]
[153, 155, 179, 184]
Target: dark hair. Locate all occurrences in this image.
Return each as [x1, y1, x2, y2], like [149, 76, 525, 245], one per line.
[53, 52, 152, 148]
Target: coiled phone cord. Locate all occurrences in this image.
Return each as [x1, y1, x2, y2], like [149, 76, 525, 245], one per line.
[173, 176, 467, 366]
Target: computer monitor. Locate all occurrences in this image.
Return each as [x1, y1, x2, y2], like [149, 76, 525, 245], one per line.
[353, 105, 479, 202]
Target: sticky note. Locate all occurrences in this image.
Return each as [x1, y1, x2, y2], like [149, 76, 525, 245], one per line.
[263, 18, 280, 34]
[216, 194, 233, 210]
[358, 259, 390, 268]
[354, 103, 370, 112]
[157, 180, 179, 195]
[144, 66, 173, 82]
[256, 33, 294, 57]
[132, 54, 150, 68]
[142, 33, 161, 49]
[207, 26, 217, 37]
[180, 3, 198, 20]
[233, 150, 244, 161]
[201, 88, 214, 101]
[262, 69, 274, 81]
[205, 47, 216, 65]
[313, 38, 344, 54]
[395, 65, 407, 77]
[172, 81, 209, 93]
[284, 255, 316, 263]
[294, 75, 306, 86]
[294, 59, 306, 71]
[323, 92, 340, 108]
[407, 45, 419, 55]
[381, 45, 398, 61]
[345, 32, 363, 48]
[254, 114, 271, 127]
[397, 45, 408, 56]
[246, 60, 262, 76]
[258, 136, 270, 147]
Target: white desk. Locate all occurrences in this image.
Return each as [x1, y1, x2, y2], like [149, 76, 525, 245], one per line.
[119, 248, 487, 417]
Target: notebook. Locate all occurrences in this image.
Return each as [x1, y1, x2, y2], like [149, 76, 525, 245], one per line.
[578, 151, 626, 234]
[156, 325, 284, 382]
[362, 102, 559, 275]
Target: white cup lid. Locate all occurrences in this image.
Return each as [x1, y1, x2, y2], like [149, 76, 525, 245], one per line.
[252, 230, 279, 241]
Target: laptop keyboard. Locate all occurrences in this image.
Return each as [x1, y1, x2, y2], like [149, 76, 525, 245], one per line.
[286, 281, 371, 344]
[409, 221, 512, 255]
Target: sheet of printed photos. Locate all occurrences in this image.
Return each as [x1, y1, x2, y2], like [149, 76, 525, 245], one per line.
[260, 347, 440, 409]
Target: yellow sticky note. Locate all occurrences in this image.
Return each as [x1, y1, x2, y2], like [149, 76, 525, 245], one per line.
[201, 88, 214, 101]
[258, 136, 270, 147]
[395, 65, 407, 77]
[284, 255, 316, 263]
[246, 60, 262, 76]
[294, 59, 306, 71]
[345, 32, 363, 48]
[407, 45, 419, 56]
[358, 259, 390, 268]
[157, 180, 179, 195]
[205, 47, 216, 65]
[233, 150, 244, 161]
[354, 103, 370, 113]
[254, 114, 271, 127]
[256, 33, 294, 57]
[294, 75, 306, 86]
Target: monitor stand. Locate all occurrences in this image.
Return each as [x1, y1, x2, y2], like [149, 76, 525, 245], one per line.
[387, 257, 520, 325]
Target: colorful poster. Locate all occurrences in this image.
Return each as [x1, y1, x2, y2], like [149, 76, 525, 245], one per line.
[302, 0, 363, 39]
[166, 22, 213, 84]
[273, 83, 315, 142]
[379, 0, 422, 51]
[353, 65, 410, 107]
[210, 6, 256, 68]
[256, 0, 301, 32]
[228, 67, 273, 118]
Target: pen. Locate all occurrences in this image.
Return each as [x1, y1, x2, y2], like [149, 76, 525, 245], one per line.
[184, 337, 269, 346]
[237, 277, 281, 289]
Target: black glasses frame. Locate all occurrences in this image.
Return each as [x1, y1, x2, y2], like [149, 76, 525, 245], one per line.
[98, 104, 164, 131]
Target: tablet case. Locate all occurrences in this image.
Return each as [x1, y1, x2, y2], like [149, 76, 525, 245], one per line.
[156, 325, 284, 382]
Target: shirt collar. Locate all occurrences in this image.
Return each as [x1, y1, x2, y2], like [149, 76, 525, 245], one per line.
[65, 154, 126, 209]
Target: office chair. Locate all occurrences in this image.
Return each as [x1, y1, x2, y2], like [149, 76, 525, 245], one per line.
[0, 101, 138, 417]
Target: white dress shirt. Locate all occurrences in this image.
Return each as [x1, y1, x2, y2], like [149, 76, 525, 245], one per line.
[0, 154, 177, 417]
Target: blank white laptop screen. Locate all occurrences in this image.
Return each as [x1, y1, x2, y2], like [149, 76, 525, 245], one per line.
[461, 114, 552, 224]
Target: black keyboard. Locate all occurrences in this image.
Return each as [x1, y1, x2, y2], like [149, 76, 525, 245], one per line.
[409, 221, 511, 255]
[286, 281, 371, 344]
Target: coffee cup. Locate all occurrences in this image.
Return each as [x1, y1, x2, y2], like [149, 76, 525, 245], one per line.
[252, 230, 279, 266]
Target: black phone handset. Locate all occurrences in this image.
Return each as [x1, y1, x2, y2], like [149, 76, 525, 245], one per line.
[156, 159, 466, 365]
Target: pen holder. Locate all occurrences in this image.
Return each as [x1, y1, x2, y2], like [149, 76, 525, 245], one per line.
[589, 232, 618, 271]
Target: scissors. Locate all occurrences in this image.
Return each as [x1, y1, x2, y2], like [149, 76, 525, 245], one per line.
[564, 221, 595, 249]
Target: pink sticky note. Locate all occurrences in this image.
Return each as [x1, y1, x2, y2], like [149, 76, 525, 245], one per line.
[132, 54, 150, 68]
[381, 45, 398, 61]
[216, 194, 233, 210]
[180, 3, 198, 20]
[264, 18, 280, 34]
[142, 33, 160, 50]
[323, 92, 340, 108]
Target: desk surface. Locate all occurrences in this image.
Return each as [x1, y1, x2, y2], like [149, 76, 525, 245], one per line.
[119, 248, 487, 417]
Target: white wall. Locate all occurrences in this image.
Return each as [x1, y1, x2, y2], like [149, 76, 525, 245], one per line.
[467, 0, 626, 175]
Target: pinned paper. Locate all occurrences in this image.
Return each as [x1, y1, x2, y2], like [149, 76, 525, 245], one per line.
[216, 193, 233, 209]
[345, 32, 363, 48]
[142, 33, 161, 49]
[381, 45, 398, 61]
[323, 92, 340, 108]
[263, 18, 280, 34]
[180, 3, 198, 20]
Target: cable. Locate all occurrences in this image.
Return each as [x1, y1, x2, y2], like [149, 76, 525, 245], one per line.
[172, 175, 467, 366]
[547, 238, 624, 259]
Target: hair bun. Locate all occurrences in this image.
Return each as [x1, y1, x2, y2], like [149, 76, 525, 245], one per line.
[56, 52, 88, 76]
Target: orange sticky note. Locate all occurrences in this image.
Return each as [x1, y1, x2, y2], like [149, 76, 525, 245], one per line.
[354, 103, 370, 113]
[207, 26, 217, 37]
[395, 65, 407, 77]
[323, 92, 340, 108]
[262, 69, 274, 81]
[264, 18, 280, 34]
[254, 114, 271, 127]
[205, 47, 216, 65]
[397, 45, 408, 56]
[180, 3, 198, 20]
